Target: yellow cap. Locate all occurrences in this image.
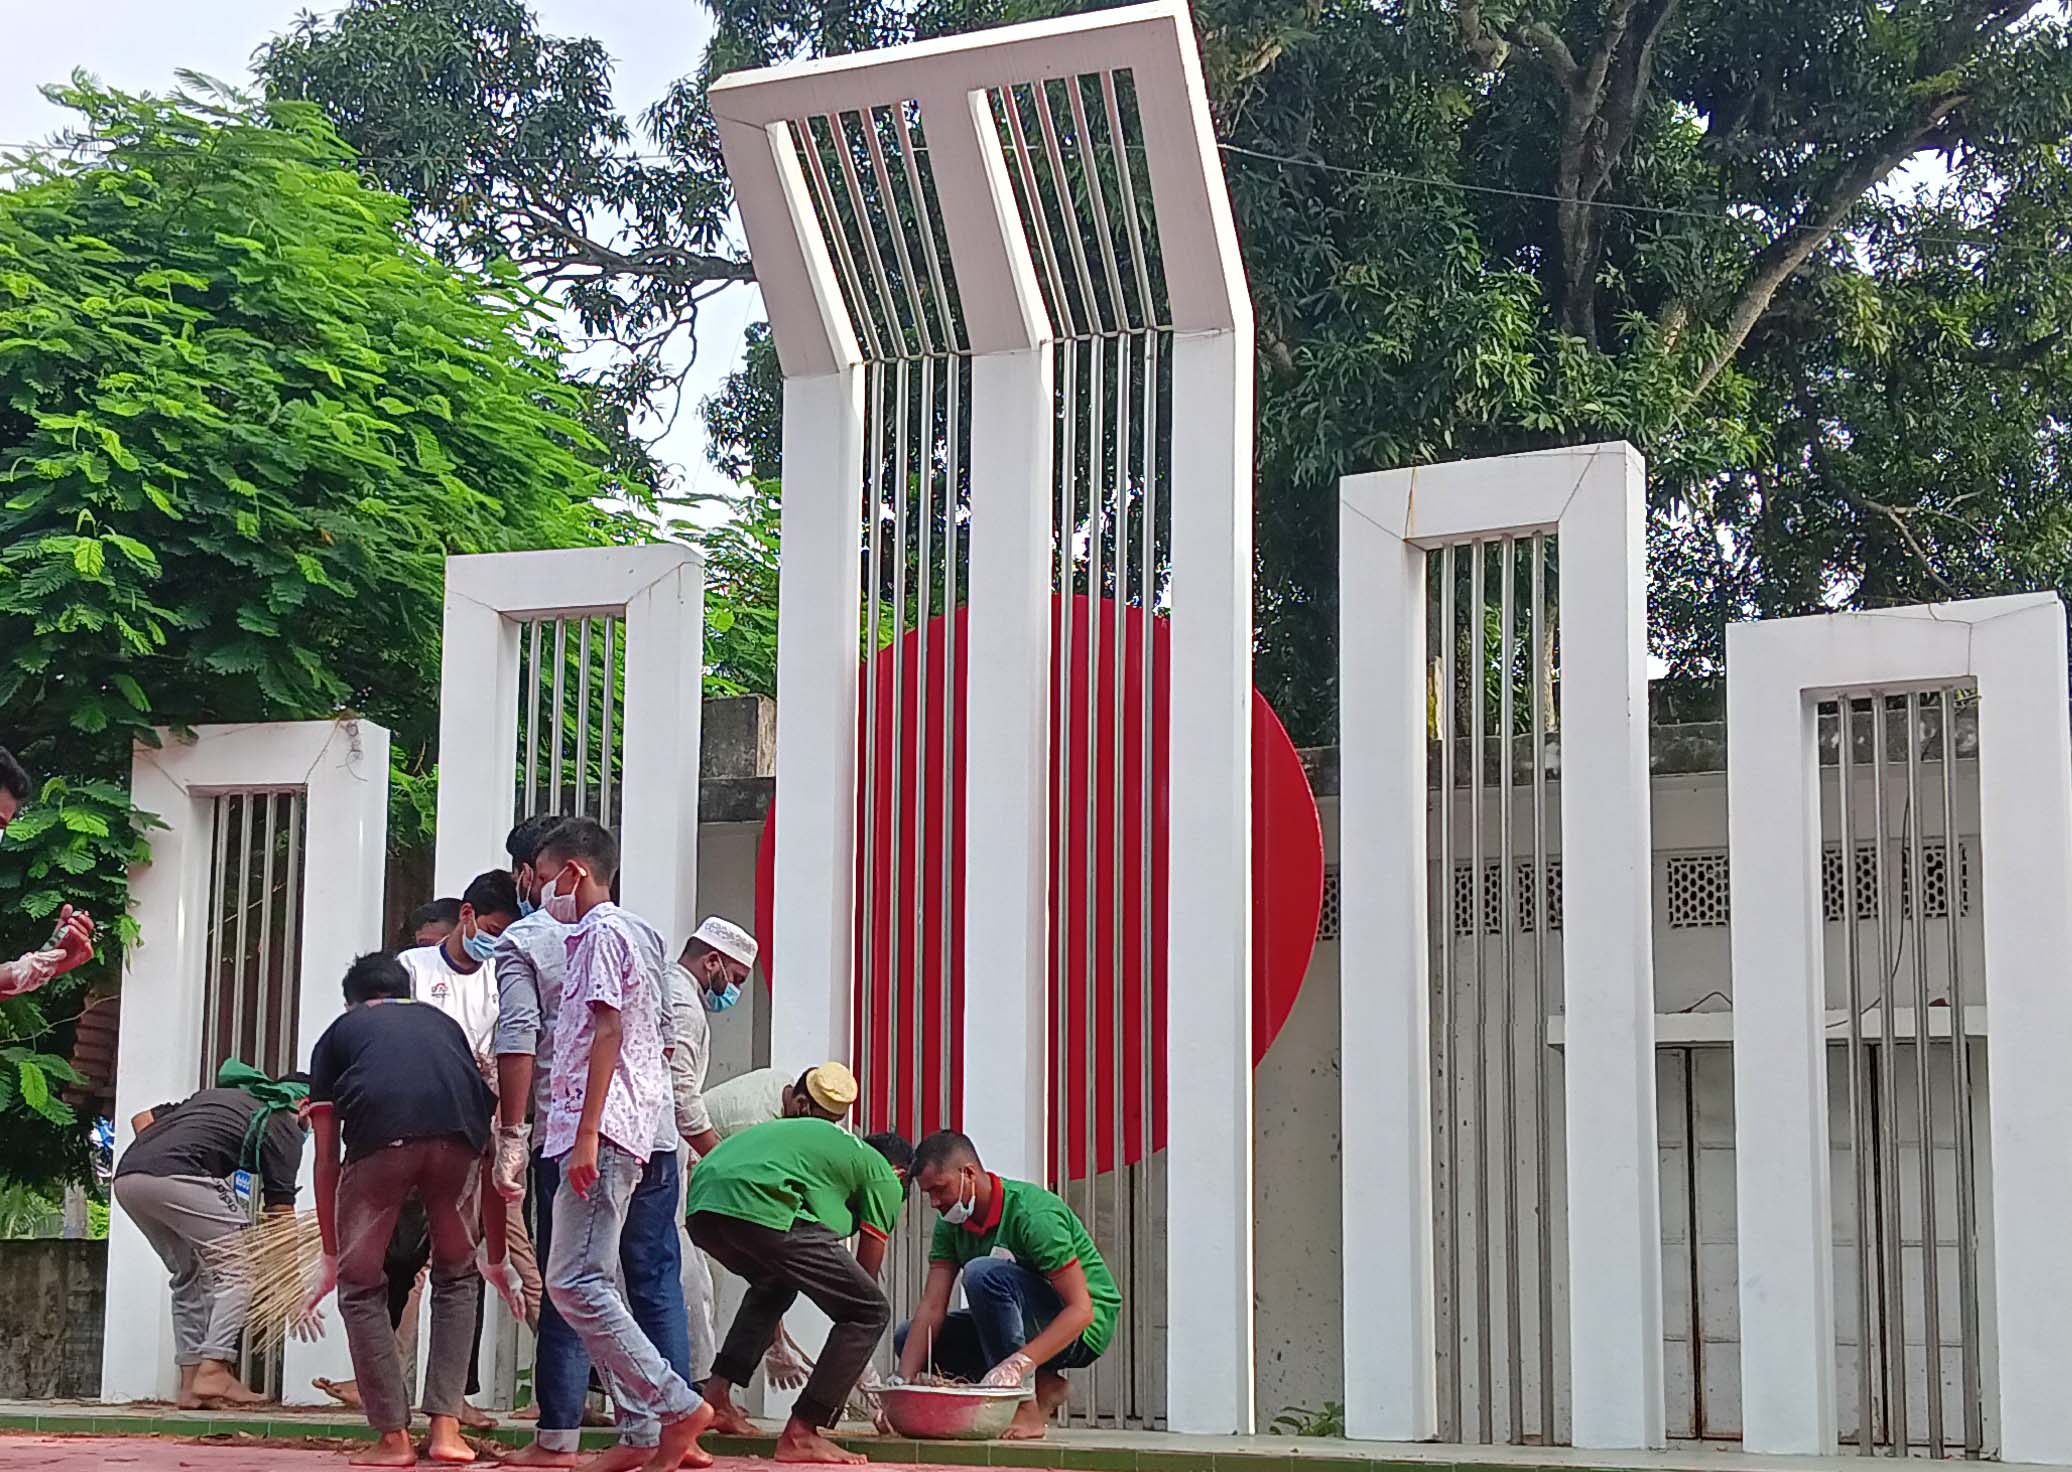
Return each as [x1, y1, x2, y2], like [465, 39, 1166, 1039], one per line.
[804, 1061, 859, 1115]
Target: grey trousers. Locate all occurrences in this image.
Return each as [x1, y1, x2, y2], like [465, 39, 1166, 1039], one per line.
[113, 1173, 250, 1366]
[337, 1137, 482, 1433]
[678, 1143, 717, 1384]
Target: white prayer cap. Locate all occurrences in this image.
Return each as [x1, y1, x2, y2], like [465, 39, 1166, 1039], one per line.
[692, 915, 758, 967]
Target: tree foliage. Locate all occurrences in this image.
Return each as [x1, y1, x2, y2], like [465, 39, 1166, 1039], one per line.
[0, 76, 620, 1182]
[254, 0, 2072, 744]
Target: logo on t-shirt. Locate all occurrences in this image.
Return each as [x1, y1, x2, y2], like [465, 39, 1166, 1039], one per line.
[429, 980, 450, 1000]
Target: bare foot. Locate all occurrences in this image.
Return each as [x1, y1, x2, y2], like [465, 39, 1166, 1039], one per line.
[501, 1445, 579, 1468]
[315, 1378, 365, 1410]
[424, 1415, 476, 1465]
[999, 1400, 1049, 1440]
[455, 1401, 495, 1431]
[773, 1418, 862, 1465]
[572, 1445, 649, 1472]
[698, 1383, 755, 1438]
[646, 1403, 712, 1472]
[191, 1362, 268, 1406]
[351, 1431, 419, 1467]
[513, 1403, 541, 1422]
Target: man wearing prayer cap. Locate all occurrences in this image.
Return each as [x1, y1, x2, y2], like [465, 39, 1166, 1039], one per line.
[664, 917, 759, 1388]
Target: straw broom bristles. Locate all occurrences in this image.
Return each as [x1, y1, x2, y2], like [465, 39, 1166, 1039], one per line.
[200, 1209, 326, 1351]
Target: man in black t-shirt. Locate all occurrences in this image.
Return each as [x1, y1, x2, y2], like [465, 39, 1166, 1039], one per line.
[113, 1068, 311, 1408]
[301, 952, 495, 1467]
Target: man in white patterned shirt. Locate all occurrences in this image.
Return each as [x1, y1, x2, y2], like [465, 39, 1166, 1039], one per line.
[528, 817, 713, 1472]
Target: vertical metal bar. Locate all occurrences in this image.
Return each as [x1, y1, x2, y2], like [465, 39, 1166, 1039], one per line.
[600, 618, 617, 830]
[1530, 535, 1555, 1444]
[889, 358, 909, 1137]
[1081, 334, 1103, 1424]
[940, 357, 960, 1141]
[232, 793, 254, 1064]
[1839, 700, 1878, 1452]
[1498, 536, 1522, 1441]
[1941, 688, 1983, 1455]
[861, 107, 937, 359]
[550, 621, 567, 812]
[1469, 541, 1492, 1442]
[1065, 76, 1127, 334]
[576, 618, 593, 818]
[1904, 693, 1945, 1456]
[1031, 80, 1102, 340]
[1099, 73, 1158, 333]
[279, 792, 302, 1070]
[1438, 542, 1461, 1441]
[1000, 89, 1072, 331]
[912, 354, 932, 1162]
[861, 362, 884, 1125]
[255, 794, 278, 1076]
[1134, 328, 1156, 1426]
[891, 105, 959, 355]
[799, 117, 887, 363]
[1108, 334, 1129, 1429]
[830, 113, 909, 356]
[525, 621, 542, 818]
[1870, 695, 1908, 1455]
[203, 795, 230, 1083]
[1053, 340, 1073, 1202]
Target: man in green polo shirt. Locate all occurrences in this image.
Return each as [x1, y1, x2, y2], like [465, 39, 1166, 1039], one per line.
[685, 1117, 912, 1466]
[895, 1131, 1121, 1440]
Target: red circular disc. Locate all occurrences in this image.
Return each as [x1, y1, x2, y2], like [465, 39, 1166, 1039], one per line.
[753, 595, 1322, 1166]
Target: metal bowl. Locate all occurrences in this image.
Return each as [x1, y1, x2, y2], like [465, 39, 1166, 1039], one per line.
[877, 1383, 1032, 1440]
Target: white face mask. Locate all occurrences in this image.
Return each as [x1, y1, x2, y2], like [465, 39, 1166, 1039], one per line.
[542, 865, 582, 924]
[941, 1170, 976, 1226]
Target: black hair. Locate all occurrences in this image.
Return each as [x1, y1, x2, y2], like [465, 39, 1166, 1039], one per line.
[0, 745, 29, 805]
[343, 950, 411, 1005]
[865, 1131, 915, 1180]
[537, 815, 619, 883]
[911, 1129, 981, 1179]
[462, 868, 520, 921]
[406, 898, 461, 938]
[506, 814, 564, 869]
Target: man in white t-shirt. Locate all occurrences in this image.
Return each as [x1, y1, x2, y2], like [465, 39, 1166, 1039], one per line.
[397, 870, 519, 1070]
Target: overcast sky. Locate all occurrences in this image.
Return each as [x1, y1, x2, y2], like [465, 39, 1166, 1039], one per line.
[0, 0, 764, 509]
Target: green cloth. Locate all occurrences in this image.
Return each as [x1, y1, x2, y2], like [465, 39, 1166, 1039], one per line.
[215, 1060, 308, 1173]
[929, 1177, 1122, 1356]
[685, 1117, 905, 1240]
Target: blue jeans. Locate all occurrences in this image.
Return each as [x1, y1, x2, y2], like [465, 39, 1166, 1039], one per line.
[532, 1145, 692, 1450]
[894, 1257, 1101, 1380]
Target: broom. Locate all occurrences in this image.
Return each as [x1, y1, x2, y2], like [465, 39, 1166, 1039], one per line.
[200, 1209, 328, 1351]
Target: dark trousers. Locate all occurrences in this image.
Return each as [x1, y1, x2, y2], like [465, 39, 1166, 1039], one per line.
[689, 1211, 889, 1429]
[530, 1148, 689, 1452]
[384, 1193, 488, 1394]
[336, 1138, 481, 1433]
[894, 1256, 1100, 1381]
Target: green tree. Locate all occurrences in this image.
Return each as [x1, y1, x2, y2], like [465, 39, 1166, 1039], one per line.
[254, 0, 2072, 744]
[0, 76, 621, 1183]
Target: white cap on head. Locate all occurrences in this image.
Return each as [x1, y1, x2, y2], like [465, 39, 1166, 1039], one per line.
[691, 915, 758, 968]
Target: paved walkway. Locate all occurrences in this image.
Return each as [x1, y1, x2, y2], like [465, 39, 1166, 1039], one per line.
[0, 1436, 942, 1472]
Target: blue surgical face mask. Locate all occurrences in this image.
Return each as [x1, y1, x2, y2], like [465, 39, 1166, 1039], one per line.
[701, 979, 742, 1013]
[461, 927, 497, 964]
[517, 894, 536, 918]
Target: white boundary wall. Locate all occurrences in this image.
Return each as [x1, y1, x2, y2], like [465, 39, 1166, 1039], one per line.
[1726, 594, 2072, 1463]
[710, 2, 1257, 1431]
[102, 719, 390, 1404]
[1338, 443, 1665, 1448]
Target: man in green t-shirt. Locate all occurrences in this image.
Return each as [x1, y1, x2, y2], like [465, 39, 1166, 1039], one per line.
[895, 1130, 1121, 1441]
[685, 1117, 911, 1466]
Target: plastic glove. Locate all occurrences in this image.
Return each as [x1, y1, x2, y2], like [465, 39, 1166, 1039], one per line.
[762, 1329, 810, 1392]
[478, 1242, 527, 1319]
[491, 1122, 531, 1201]
[0, 950, 62, 1000]
[981, 1352, 1034, 1389]
[289, 1250, 338, 1342]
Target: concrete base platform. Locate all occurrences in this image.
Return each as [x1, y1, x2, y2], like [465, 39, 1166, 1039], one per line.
[0, 1404, 2011, 1472]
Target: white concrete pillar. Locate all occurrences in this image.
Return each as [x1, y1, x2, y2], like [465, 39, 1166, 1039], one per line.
[1163, 326, 1256, 1436]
